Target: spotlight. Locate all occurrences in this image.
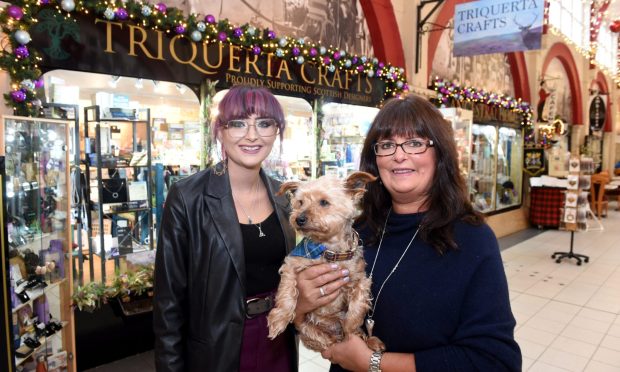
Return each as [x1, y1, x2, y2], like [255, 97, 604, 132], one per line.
[152, 80, 162, 92]
[135, 78, 144, 89]
[108, 75, 121, 88]
[175, 83, 187, 94]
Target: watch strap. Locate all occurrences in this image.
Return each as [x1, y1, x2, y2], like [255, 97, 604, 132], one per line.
[368, 351, 383, 372]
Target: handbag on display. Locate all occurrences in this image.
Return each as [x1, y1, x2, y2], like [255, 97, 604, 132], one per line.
[101, 178, 129, 204]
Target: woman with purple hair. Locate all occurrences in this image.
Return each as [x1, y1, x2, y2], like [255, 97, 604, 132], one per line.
[154, 85, 298, 371]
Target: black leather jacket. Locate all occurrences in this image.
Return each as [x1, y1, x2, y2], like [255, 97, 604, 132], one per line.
[153, 167, 297, 371]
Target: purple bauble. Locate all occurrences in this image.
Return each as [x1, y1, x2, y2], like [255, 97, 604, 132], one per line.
[10, 90, 26, 102]
[351, 56, 358, 64]
[205, 14, 216, 24]
[378, 62, 385, 68]
[35, 78, 44, 89]
[7, 5, 24, 20]
[309, 48, 317, 57]
[14, 46, 29, 59]
[252, 46, 261, 55]
[233, 28, 243, 38]
[116, 8, 128, 20]
[155, 2, 167, 13]
[267, 30, 276, 39]
[40, 0, 50, 4]
[292, 47, 300, 56]
[323, 57, 331, 65]
[357, 65, 364, 72]
[218, 32, 227, 41]
[333, 51, 341, 60]
[175, 25, 186, 34]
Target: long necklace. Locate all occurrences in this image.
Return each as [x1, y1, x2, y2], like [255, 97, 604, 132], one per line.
[233, 180, 266, 238]
[365, 208, 421, 337]
[102, 179, 125, 199]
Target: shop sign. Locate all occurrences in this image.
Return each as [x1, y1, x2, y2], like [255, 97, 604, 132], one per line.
[453, 0, 543, 57]
[472, 102, 520, 125]
[30, 13, 385, 106]
[523, 147, 545, 176]
[589, 95, 606, 132]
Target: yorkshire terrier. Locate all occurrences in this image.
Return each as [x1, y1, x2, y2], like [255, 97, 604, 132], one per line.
[267, 171, 385, 352]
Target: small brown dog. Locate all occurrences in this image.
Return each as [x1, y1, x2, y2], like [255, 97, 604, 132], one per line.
[267, 171, 385, 353]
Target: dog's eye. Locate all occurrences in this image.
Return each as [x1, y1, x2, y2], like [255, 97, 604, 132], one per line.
[319, 199, 330, 207]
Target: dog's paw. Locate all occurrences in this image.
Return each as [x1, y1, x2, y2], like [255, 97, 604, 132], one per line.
[366, 336, 386, 352]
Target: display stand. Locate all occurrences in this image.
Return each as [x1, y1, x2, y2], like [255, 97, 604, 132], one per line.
[552, 156, 594, 265]
[81, 106, 153, 283]
[1, 116, 76, 371]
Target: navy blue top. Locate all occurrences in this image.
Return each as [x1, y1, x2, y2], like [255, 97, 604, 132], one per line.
[331, 212, 521, 371]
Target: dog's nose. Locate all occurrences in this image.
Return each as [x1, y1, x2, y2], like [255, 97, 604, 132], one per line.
[295, 214, 307, 226]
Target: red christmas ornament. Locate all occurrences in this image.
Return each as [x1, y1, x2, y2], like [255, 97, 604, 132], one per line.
[610, 20, 620, 33]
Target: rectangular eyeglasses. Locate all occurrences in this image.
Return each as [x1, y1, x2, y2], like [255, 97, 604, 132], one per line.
[373, 139, 434, 156]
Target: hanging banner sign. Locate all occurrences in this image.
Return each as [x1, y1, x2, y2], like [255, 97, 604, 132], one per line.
[29, 11, 385, 106]
[453, 0, 544, 57]
[523, 147, 545, 176]
[588, 94, 607, 132]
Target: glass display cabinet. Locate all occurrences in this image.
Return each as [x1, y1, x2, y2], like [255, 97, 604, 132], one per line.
[439, 108, 472, 179]
[496, 127, 524, 210]
[471, 124, 498, 212]
[1, 116, 75, 371]
[319, 102, 378, 178]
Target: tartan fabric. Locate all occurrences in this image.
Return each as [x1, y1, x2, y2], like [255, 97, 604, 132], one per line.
[530, 187, 565, 228]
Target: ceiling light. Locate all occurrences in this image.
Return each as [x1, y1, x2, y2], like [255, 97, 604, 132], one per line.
[135, 78, 143, 89]
[175, 83, 187, 94]
[108, 75, 121, 88]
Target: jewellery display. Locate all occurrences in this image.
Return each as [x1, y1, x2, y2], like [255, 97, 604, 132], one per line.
[366, 208, 421, 338]
[2, 115, 74, 369]
[101, 178, 128, 203]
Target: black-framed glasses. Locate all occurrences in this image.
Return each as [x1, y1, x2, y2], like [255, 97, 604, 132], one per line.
[224, 118, 279, 138]
[373, 139, 434, 156]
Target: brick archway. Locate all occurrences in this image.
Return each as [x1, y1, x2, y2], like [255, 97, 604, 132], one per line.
[360, 0, 405, 73]
[542, 43, 583, 125]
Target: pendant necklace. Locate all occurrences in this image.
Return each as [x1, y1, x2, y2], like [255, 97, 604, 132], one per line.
[234, 180, 266, 238]
[365, 207, 421, 338]
[102, 179, 125, 200]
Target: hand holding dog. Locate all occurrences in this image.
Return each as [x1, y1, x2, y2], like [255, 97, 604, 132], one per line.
[321, 334, 373, 371]
[293, 263, 351, 326]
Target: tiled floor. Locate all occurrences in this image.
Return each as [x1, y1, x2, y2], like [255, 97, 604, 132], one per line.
[86, 210, 620, 372]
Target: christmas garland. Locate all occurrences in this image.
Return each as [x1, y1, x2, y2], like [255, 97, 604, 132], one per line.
[430, 77, 533, 128]
[0, 0, 409, 117]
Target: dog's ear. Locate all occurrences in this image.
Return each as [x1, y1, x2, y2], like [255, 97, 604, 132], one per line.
[344, 171, 377, 199]
[277, 181, 300, 197]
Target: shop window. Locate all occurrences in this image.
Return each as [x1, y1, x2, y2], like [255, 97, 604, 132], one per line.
[548, 0, 590, 52]
[319, 102, 379, 178]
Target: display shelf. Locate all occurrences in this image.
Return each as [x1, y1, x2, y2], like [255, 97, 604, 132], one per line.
[12, 279, 66, 314]
[15, 321, 68, 366]
[80, 106, 154, 283]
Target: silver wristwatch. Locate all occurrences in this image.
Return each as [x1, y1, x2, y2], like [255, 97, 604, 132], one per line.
[368, 351, 383, 372]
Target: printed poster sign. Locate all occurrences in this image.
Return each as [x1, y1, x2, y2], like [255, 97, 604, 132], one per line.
[523, 147, 545, 176]
[454, 0, 543, 57]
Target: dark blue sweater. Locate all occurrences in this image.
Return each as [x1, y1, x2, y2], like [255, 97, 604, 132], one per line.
[332, 212, 521, 371]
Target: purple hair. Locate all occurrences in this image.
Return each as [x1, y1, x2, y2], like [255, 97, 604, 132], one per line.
[213, 85, 286, 142]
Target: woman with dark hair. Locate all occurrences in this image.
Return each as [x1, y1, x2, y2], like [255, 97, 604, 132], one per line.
[295, 95, 521, 371]
[154, 85, 298, 371]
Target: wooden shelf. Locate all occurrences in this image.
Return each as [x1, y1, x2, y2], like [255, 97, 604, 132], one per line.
[15, 321, 69, 366]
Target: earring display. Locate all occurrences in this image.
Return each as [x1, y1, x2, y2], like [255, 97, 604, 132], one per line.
[2, 116, 75, 370]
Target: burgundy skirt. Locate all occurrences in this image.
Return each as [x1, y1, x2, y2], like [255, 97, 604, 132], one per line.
[239, 294, 295, 372]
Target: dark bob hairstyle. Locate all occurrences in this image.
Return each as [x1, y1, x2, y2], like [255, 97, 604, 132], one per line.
[356, 94, 483, 254]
